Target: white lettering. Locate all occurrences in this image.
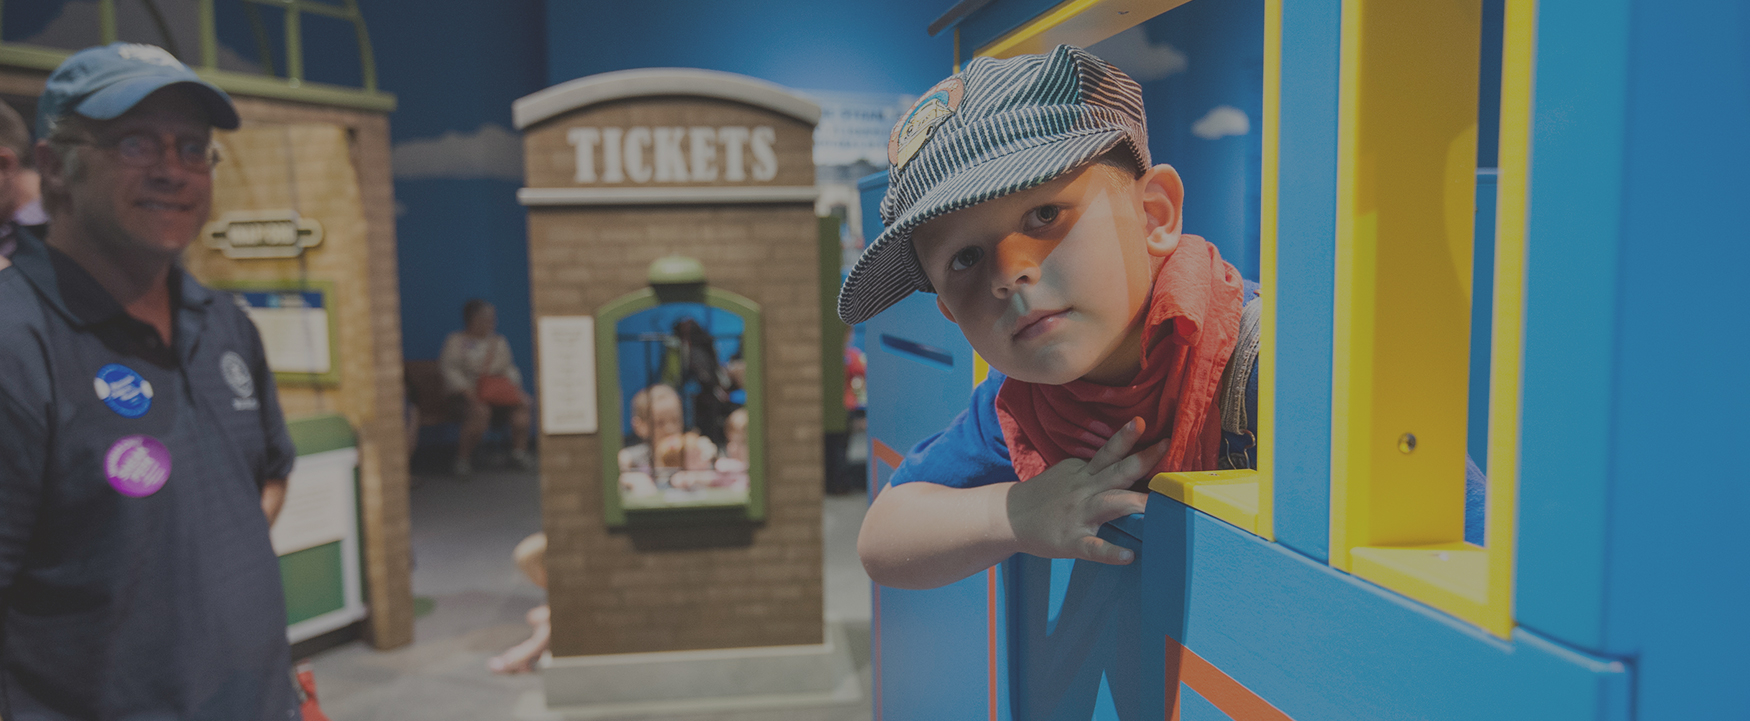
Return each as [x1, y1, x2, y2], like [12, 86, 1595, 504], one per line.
[567, 127, 600, 183]
[601, 127, 626, 182]
[750, 126, 777, 181]
[653, 127, 689, 182]
[688, 127, 718, 182]
[623, 127, 652, 183]
[719, 126, 750, 182]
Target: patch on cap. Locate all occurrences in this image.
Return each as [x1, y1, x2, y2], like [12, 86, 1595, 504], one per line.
[114, 43, 182, 68]
[888, 77, 964, 170]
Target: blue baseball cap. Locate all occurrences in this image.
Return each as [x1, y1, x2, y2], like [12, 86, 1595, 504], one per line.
[35, 43, 240, 139]
[836, 45, 1151, 325]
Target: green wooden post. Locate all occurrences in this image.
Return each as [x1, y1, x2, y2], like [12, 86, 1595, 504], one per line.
[819, 215, 848, 436]
[98, 0, 117, 43]
[199, 0, 217, 69]
[283, 2, 303, 84]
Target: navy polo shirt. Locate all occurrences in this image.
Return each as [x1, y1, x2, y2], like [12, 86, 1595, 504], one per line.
[0, 230, 299, 721]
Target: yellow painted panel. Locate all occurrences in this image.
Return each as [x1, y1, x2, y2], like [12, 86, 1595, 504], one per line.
[1256, 0, 1280, 542]
[974, 352, 991, 386]
[1152, 470, 1260, 533]
[976, 0, 1193, 59]
[1472, 0, 1538, 639]
[1330, 0, 1481, 568]
[1329, 0, 1526, 640]
[1352, 544, 1488, 609]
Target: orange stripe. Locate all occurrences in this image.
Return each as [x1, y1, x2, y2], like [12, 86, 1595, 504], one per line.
[873, 584, 883, 720]
[1167, 637, 1296, 721]
[987, 566, 999, 721]
[871, 437, 905, 470]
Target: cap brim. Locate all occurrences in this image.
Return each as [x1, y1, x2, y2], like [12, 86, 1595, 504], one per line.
[837, 129, 1129, 325]
[74, 76, 241, 130]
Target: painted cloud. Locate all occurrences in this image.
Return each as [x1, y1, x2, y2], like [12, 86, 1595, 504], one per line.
[1087, 26, 1188, 82]
[391, 124, 525, 181]
[1191, 106, 1250, 140]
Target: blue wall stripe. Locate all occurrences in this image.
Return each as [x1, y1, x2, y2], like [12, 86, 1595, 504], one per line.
[1514, 0, 1633, 652]
[1271, 0, 1341, 562]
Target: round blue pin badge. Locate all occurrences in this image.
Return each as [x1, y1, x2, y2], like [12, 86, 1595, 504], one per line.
[93, 364, 154, 418]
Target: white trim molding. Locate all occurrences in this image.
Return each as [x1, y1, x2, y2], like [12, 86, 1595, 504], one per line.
[514, 68, 822, 130]
[518, 186, 821, 206]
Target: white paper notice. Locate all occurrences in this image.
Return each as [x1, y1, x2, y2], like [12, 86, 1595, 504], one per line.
[538, 315, 599, 434]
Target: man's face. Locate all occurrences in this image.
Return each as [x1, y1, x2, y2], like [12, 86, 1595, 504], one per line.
[911, 162, 1181, 385]
[60, 86, 213, 260]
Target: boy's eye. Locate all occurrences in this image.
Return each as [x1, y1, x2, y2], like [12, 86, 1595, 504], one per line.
[949, 246, 984, 271]
[1027, 205, 1062, 229]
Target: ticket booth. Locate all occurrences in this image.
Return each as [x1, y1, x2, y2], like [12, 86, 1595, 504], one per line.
[515, 69, 857, 713]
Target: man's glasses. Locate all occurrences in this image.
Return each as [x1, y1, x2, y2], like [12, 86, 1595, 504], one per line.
[68, 132, 222, 172]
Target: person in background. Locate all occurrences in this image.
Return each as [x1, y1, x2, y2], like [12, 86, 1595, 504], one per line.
[0, 43, 298, 719]
[0, 99, 46, 270]
[441, 298, 534, 475]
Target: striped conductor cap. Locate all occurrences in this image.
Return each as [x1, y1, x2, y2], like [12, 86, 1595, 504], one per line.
[836, 45, 1150, 325]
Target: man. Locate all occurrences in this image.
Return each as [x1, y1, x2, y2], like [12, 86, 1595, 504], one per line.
[0, 99, 45, 269]
[0, 44, 299, 720]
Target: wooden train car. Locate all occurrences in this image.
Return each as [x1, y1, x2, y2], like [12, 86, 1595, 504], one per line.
[859, 0, 1748, 719]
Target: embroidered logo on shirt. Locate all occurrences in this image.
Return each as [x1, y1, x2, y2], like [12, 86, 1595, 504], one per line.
[93, 364, 153, 418]
[105, 435, 171, 497]
[889, 77, 965, 170]
[220, 351, 259, 410]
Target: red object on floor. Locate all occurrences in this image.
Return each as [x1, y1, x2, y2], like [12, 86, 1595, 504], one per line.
[295, 661, 332, 721]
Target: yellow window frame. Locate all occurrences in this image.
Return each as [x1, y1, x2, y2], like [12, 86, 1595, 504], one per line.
[1328, 0, 1533, 639]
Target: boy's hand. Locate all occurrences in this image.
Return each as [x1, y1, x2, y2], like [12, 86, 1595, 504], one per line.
[1005, 418, 1164, 565]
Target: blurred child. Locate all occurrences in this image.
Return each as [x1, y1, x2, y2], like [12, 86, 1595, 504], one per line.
[618, 384, 683, 473]
[488, 532, 550, 674]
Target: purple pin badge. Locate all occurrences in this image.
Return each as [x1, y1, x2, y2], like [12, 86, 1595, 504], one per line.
[104, 435, 171, 497]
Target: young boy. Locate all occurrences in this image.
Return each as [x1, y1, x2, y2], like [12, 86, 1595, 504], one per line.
[839, 45, 1259, 590]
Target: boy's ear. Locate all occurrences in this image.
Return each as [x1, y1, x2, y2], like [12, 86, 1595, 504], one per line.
[936, 296, 957, 323]
[1139, 164, 1185, 259]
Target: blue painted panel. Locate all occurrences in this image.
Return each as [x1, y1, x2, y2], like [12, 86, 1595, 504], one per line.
[1007, 522, 1147, 721]
[1139, 495, 1630, 721]
[877, 574, 998, 720]
[1271, 0, 1341, 562]
[1179, 684, 1236, 721]
[1467, 171, 1498, 474]
[1514, 0, 1632, 652]
[1603, 1, 1750, 718]
[864, 293, 978, 458]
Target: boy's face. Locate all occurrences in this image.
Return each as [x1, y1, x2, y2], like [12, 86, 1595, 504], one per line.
[912, 162, 1184, 385]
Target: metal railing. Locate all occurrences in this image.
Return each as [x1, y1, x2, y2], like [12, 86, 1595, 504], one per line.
[0, 0, 394, 112]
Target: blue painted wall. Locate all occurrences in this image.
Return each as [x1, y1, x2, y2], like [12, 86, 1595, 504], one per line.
[367, 0, 956, 422]
[358, 0, 547, 399]
[543, 0, 954, 94]
[1120, 0, 1265, 282]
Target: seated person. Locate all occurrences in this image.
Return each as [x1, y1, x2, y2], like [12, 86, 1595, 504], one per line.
[840, 46, 1261, 590]
[440, 299, 533, 475]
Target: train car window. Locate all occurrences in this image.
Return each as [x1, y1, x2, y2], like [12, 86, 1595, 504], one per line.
[1327, 0, 1530, 637]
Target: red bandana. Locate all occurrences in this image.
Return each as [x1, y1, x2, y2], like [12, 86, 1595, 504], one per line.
[995, 235, 1244, 481]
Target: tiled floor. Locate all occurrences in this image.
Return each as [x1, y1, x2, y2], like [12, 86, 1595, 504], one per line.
[305, 467, 874, 721]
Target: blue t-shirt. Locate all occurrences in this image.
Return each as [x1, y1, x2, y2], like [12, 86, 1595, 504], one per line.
[889, 370, 1020, 490]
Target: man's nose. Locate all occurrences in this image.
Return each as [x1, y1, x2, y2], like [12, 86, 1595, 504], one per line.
[991, 235, 1046, 299]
